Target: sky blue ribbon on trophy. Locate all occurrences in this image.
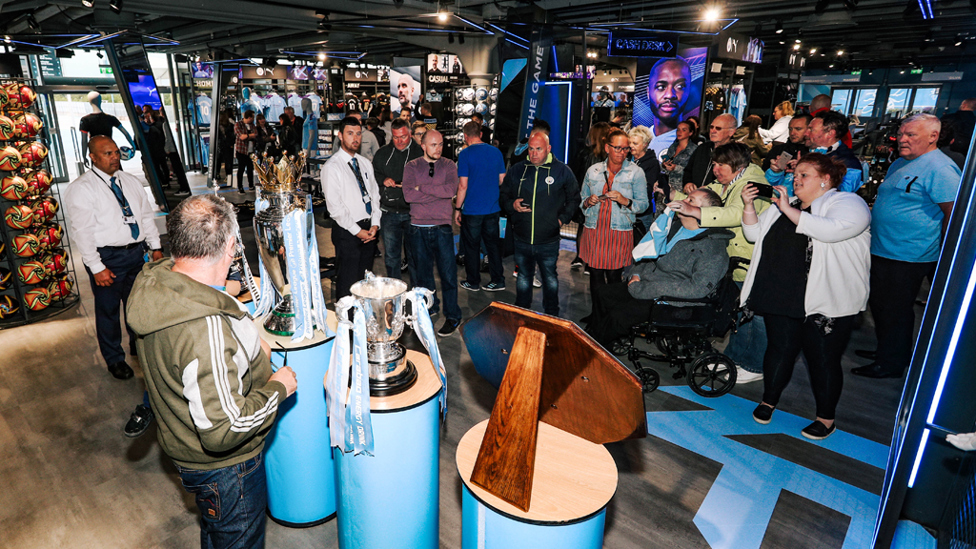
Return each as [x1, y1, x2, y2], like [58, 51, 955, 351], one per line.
[253, 192, 276, 319]
[302, 199, 331, 338]
[326, 297, 375, 455]
[406, 288, 448, 416]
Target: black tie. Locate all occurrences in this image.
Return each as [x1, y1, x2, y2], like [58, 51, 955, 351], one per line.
[349, 158, 372, 215]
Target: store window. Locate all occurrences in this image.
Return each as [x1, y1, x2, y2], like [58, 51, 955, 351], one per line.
[912, 88, 939, 114]
[852, 89, 877, 119]
[886, 88, 912, 118]
[831, 89, 853, 117]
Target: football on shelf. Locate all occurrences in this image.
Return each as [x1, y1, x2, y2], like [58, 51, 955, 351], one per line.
[23, 287, 51, 311]
[0, 85, 7, 110]
[0, 174, 29, 200]
[4, 204, 34, 229]
[13, 113, 42, 139]
[18, 142, 47, 168]
[18, 85, 37, 110]
[0, 114, 14, 140]
[31, 224, 63, 248]
[48, 276, 74, 300]
[0, 83, 18, 109]
[25, 170, 52, 195]
[0, 294, 18, 319]
[0, 145, 22, 171]
[39, 250, 69, 275]
[0, 266, 11, 290]
[29, 197, 58, 222]
[17, 260, 46, 284]
[12, 233, 41, 257]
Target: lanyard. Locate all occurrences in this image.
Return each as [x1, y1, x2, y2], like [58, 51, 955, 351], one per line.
[93, 170, 132, 213]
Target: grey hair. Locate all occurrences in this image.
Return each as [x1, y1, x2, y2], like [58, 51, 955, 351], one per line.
[903, 113, 941, 133]
[167, 195, 238, 263]
[627, 126, 653, 149]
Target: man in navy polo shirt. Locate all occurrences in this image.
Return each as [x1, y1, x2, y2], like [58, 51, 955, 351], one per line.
[455, 121, 507, 292]
[853, 113, 962, 379]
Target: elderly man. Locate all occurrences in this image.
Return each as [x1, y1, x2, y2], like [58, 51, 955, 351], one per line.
[762, 113, 810, 172]
[853, 114, 962, 379]
[402, 130, 462, 336]
[646, 58, 694, 159]
[127, 194, 298, 548]
[766, 110, 862, 195]
[63, 135, 164, 381]
[500, 132, 578, 316]
[372, 117, 424, 279]
[682, 113, 737, 191]
[322, 116, 382, 299]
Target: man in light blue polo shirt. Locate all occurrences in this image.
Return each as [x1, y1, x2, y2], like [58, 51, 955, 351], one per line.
[853, 113, 962, 379]
[455, 121, 507, 292]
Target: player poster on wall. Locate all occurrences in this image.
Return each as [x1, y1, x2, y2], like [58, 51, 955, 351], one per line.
[632, 45, 707, 160]
[390, 65, 422, 119]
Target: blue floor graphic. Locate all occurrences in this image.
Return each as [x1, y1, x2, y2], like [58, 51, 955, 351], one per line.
[648, 386, 890, 549]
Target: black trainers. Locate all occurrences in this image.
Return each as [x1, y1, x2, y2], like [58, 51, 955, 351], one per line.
[571, 257, 584, 271]
[437, 318, 461, 337]
[108, 361, 134, 380]
[801, 420, 836, 440]
[460, 281, 480, 292]
[124, 404, 154, 438]
[752, 403, 774, 425]
[481, 281, 506, 292]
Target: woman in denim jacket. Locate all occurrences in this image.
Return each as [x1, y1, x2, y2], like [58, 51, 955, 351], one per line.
[578, 128, 650, 322]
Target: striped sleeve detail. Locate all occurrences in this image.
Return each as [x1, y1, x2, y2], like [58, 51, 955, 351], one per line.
[205, 315, 279, 433]
[182, 358, 212, 430]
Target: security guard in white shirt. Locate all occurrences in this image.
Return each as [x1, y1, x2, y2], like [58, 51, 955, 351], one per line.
[63, 135, 163, 381]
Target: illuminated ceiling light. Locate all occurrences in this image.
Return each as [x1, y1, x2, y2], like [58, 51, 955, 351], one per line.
[810, 48, 817, 54]
[775, 20, 784, 33]
[437, 11, 449, 22]
[793, 43, 801, 50]
[702, 7, 720, 22]
[109, 0, 122, 13]
[837, 49, 845, 55]
[318, 52, 326, 61]
[81, 0, 94, 7]
[956, 40, 963, 47]
[795, 38, 802, 43]
[829, 63, 835, 68]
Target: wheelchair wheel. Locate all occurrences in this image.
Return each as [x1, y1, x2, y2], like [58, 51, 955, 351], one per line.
[635, 366, 660, 394]
[611, 338, 632, 357]
[688, 353, 736, 397]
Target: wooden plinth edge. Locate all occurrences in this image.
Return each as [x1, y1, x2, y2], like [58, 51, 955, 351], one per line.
[255, 309, 338, 351]
[456, 419, 618, 524]
[370, 350, 442, 413]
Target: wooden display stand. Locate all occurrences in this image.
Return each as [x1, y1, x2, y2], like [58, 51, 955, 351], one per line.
[332, 350, 443, 549]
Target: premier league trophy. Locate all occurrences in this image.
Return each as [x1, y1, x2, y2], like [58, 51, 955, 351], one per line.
[251, 152, 329, 341]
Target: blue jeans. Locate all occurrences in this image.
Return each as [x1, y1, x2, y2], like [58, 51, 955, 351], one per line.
[460, 212, 503, 286]
[513, 238, 560, 316]
[725, 282, 768, 373]
[381, 211, 413, 280]
[176, 453, 268, 549]
[408, 225, 462, 321]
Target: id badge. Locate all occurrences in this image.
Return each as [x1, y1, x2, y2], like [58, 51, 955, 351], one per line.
[122, 215, 136, 225]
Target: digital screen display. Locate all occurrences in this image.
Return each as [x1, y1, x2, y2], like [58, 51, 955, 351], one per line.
[126, 74, 162, 111]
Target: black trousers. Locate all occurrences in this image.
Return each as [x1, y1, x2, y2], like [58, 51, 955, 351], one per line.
[588, 267, 624, 317]
[761, 313, 855, 420]
[586, 282, 653, 346]
[332, 221, 377, 299]
[236, 152, 254, 189]
[868, 255, 935, 375]
[87, 244, 146, 366]
[167, 151, 190, 192]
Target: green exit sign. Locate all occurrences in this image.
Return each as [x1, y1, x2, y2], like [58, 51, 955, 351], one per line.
[99, 66, 113, 74]
[910, 68, 923, 75]
[851, 70, 861, 75]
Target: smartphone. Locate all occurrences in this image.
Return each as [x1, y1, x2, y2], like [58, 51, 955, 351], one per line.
[521, 200, 531, 210]
[779, 151, 793, 161]
[749, 182, 779, 199]
[598, 194, 608, 200]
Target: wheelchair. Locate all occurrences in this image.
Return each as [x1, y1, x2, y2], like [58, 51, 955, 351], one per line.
[610, 258, 749, 398]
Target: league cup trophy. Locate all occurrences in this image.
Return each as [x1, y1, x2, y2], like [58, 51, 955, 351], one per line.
[252, 152, 328, 340]
[349, 272, 423, 396]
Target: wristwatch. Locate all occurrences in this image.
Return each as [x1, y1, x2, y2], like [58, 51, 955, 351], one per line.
[626, 198, 633, 208]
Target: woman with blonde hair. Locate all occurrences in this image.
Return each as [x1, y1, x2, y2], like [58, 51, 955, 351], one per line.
[759, 101, 795, 144]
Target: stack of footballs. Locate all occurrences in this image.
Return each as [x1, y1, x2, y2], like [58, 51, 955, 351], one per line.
[0, 82, 72, 318]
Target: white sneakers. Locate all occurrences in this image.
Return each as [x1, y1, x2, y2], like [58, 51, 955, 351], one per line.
[736, 367, 763, 384]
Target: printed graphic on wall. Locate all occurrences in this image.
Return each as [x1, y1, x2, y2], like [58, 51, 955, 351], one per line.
[390, 65, 422, 118]
[632, 46, 707, 160]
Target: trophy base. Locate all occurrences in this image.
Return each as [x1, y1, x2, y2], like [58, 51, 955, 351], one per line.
[264, 296, 297, 337]
[369, 359, 418, 397]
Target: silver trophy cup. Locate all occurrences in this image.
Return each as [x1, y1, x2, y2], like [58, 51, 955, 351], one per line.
[253, 188, 311, 336]
[350, 272, 420, 396]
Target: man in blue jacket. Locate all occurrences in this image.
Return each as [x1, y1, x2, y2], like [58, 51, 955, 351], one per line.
[500, 133, 578, 316]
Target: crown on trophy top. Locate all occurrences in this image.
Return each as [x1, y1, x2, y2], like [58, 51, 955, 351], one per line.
[251, 151, 307, 192]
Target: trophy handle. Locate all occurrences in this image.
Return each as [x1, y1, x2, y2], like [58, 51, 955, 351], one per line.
[409, 288, 434, 324]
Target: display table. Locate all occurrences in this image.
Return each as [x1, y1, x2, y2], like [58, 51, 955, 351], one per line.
[455, 420, 618, 549]
[260, 310, 338, 527]
[333, 349, 443, 549]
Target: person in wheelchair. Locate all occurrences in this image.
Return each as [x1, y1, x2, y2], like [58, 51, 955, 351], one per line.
[740, 153, 871, 440]
[585, 187, 733, 347]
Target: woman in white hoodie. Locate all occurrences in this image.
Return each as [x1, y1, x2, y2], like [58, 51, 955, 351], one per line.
[759, 101, 794, 145]
[739, 153, 871, 440]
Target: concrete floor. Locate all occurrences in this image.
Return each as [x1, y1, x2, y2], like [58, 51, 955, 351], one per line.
[0, 170, 911, 548]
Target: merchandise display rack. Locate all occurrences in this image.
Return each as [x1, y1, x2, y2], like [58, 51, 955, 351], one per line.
[0, 77, 80, 328]
[449, 83, 497, 155]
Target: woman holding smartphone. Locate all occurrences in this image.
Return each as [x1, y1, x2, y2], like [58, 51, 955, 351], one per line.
[661, 120, 699, 196]
[739, 153, 871, 440]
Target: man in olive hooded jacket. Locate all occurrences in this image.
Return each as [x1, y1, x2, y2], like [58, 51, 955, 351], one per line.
[127, 195, 297, 548]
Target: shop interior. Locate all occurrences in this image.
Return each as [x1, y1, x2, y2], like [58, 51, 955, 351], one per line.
[1, 0, 976, 548]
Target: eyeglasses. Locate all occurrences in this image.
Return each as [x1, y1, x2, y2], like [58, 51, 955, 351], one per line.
[710, 125, 732, 131]
[428, 162, 436, 177]
[608, 144, 631, 153]
[413, 131, 425, 136]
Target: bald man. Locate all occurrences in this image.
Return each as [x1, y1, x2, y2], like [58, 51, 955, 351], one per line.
[500, 132, 578, 316]
[394, 72, 417, 119]
[682, 113, 738, 191]
[63, 135, 164, 382]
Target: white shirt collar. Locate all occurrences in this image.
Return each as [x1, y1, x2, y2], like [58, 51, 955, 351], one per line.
[91, 166, 117, 181]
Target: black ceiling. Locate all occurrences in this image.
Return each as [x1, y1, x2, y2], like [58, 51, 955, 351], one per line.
[1, 0, 974, 69]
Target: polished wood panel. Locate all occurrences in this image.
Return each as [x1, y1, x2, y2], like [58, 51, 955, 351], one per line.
[458, 420, 618, 523]
[470, 327, 546, 511]
[461, 302, 647, 444]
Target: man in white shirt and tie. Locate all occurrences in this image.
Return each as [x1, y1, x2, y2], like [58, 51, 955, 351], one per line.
[63, 135, 163, 382]
[322, 116, 382, 298]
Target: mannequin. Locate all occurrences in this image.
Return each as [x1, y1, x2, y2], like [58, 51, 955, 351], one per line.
[80, 91, 137, 166]
[264, 89, 286, 122]
[302, 97, 319, 176]
[241, 87, 264, 119]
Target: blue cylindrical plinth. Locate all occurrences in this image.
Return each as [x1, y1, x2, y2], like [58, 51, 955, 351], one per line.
[461, 486, 607, 549]
[333, 351, 442, 549]
[263, 330, 337, 527]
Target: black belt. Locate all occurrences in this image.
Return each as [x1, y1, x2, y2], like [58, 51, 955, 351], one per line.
[101, 241, 146, 251]
[356, 219, 372, 230]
